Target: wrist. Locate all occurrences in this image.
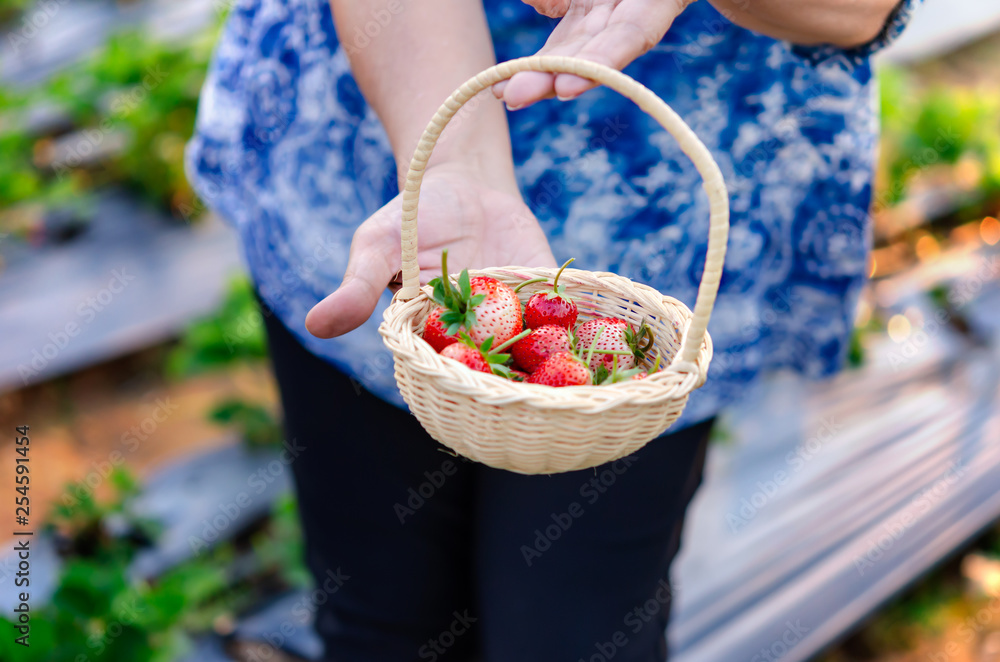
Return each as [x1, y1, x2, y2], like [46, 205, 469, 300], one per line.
[394, 98, 518, 195]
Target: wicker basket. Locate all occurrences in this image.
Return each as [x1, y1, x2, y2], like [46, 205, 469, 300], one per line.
[379, 56, 729, 474]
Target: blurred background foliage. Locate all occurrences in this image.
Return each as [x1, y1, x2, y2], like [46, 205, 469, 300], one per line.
[1, 1, 999, 660]
[0, 466, 308, 662]
[0, 18, 215, 239]
[878, 65, 1000, 209]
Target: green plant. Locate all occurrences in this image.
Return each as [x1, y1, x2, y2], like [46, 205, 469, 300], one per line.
[208, 398, 283, 448]
[0, 463, 309, 662]
[165, 276, 269, 377]
[0, 23, 219, 217]
[251, 494, 311, 590]
[0, 468, 193, 661]
[846, 327, 866, 369]
[0, 0, 30, 25]
[878, 66, 1000, 207]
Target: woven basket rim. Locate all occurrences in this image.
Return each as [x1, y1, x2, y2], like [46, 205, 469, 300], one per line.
[380, 267, 713, 411]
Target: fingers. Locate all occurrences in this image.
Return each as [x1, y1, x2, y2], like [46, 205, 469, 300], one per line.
[522, 0, 572, 18]
[499, 1, 605, 108]
[305, 214, 399, 339]
[558, 0, 683, 96]
[494, 0, 685, 108]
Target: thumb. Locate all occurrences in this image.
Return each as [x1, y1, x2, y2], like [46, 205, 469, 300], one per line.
[524, 0, 571, 18]
[305, 223, 399, 339]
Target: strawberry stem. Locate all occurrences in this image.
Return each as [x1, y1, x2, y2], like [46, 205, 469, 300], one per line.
[491, 329, 531, 354]
[439, 250, 456, 301]
[637, 319, 655, 354]
[513, 277, 547, 294]
[584, 327, 604, 366]
[552, 257, 575, 289]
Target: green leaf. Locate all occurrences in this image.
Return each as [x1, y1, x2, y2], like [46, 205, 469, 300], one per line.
[430, 279, 447, 305]
[458, 269, 471, 299]
[490, 364, 514, 378]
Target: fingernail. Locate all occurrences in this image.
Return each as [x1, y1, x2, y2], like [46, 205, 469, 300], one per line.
[557, 95, 575, 102]
[505, 102, 524, 111]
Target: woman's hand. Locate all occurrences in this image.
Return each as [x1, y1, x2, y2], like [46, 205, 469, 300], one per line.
[494, 0, 692, 109]
[305, 163, 556, 339]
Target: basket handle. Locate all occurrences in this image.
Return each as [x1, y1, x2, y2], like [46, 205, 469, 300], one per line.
[398, 55, 729, 365]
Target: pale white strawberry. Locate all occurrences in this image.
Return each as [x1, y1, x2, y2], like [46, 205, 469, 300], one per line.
[574, 317, 650, 372]
[466, 276, 523, 346]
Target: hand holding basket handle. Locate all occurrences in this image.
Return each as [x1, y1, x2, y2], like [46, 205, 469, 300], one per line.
[382, 55, 729, 475]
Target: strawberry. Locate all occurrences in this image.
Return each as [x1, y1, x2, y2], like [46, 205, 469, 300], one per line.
[438, 331, 530, 379]
[516, 258, 578, 329]
[426, 251, 523, 348]
[575, 317, 654, 372]
[423, 307, 459, 352]
[510, 324, 572, 373]
[467, 276, 523, 345]
[440, 342, 491, 373]
[526, 351, 592, 387]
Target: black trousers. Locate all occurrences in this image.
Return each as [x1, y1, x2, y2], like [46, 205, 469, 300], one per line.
[262, 310, 712, 662]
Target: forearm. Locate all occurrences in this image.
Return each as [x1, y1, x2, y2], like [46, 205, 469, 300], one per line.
[330, 0, 516, 189]
[708, 0, 900, 48]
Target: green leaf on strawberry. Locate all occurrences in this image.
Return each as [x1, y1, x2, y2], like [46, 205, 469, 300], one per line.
[428, 250, 484, 338]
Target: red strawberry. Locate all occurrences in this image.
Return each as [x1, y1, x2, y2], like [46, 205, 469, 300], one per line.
[575, 317, 653, 372]
[426, 251, 523, 348]
[510, 325, 572, 373]
[440, 342, 490, 373]
[631, 372, 648, 380]
[527, 351, 592, 387]
[423, 307, 459, 352]
[525, 292, 577, 330]
[518, 258, 578, 329]
[467, 276, 523, 346]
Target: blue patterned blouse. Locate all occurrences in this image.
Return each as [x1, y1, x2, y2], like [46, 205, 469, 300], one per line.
[186, 0, 919, 427]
